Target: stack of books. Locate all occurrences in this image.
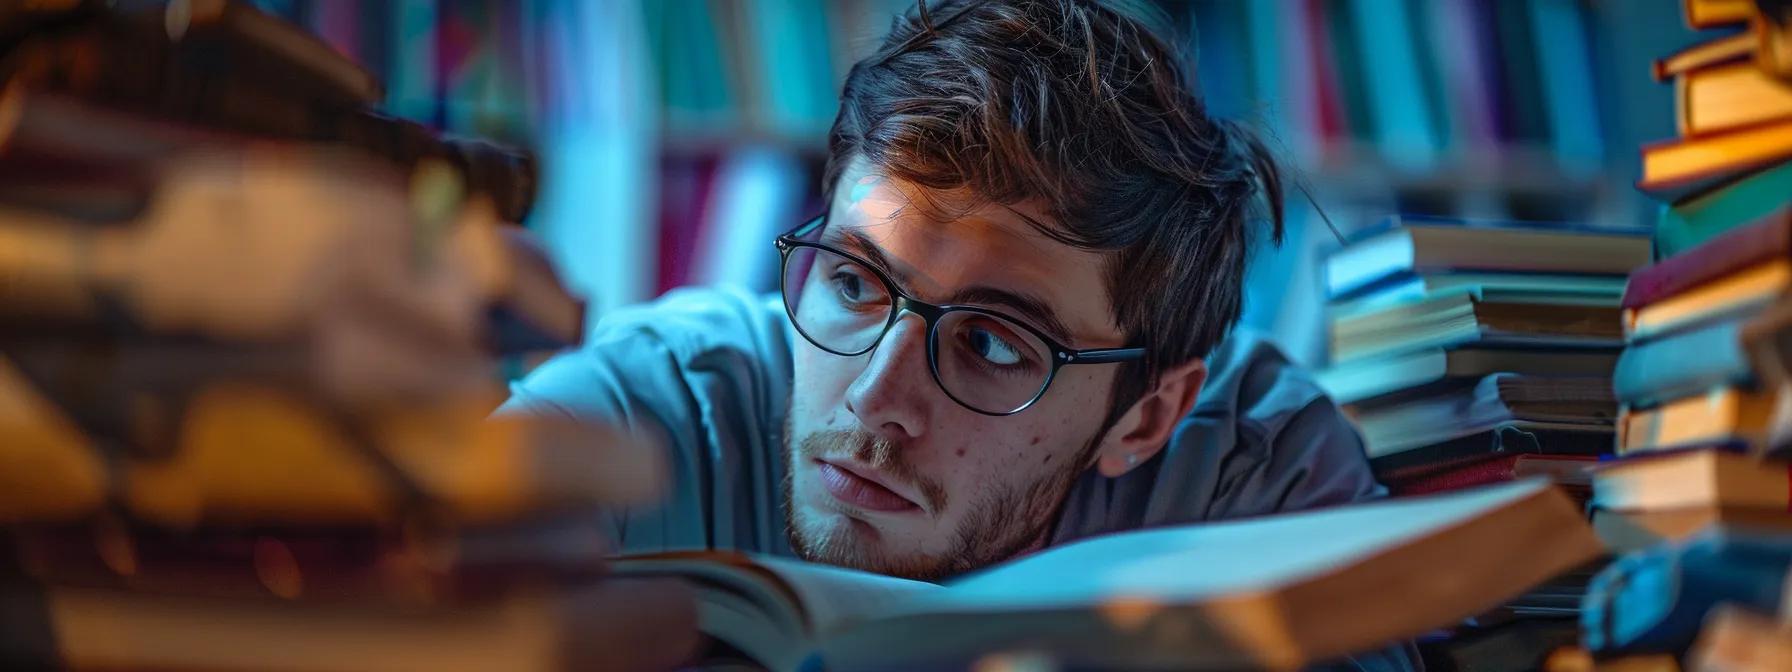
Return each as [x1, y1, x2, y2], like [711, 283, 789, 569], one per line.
[1316, 216, 1651, 499]
[1589, 0, 1792, 556]
[0, 4, 694, 671]
[1639, 0, 1792, 213]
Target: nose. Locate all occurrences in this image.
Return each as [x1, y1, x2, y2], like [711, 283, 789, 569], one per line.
[844, 311, 931, 442]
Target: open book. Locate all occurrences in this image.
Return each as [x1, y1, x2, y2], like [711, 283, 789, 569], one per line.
[612, 479, 1602, 671]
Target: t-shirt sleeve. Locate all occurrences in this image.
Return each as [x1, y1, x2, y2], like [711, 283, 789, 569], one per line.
[495, 286, 794, 555]
[1195, 333, 1385, 521]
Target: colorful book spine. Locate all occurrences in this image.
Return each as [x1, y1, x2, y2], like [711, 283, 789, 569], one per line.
[1529, 0, 1604, 170]
[1386, 454, 1594, 497]
[1347, 0, 1440, 169]
[1677, 60, 1792, 137]
[1617, 386, 1779, 454]
[1681, 0, 1759, 29]
[1612, 318, 1753, 407]
[1638, 119, 1792, 201]
[1655, 163, 1792, 259]
[1627, 205, 1792, 308]
[1624, 261, 1790, 340]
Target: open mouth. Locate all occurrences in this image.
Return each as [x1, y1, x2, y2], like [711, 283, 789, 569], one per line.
[815, 459, 922, 514]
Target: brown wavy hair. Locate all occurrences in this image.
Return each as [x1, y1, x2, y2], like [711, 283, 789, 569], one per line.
[824, 0, 1286, 428]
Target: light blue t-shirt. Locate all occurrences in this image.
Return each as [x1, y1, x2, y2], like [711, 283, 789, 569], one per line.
[500, 285, 1418, 671]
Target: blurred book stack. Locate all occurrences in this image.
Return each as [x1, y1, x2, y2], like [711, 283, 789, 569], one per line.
[1314, 216, 1649, 671]
[1589, 0, 1792, 557]
[1638, 0, 1792, 213]
[0, 3, 687, 671]
[1316, 216, 1649, 500]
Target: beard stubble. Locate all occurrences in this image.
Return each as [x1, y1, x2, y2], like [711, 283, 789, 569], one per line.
[780, 414, 1099, 582]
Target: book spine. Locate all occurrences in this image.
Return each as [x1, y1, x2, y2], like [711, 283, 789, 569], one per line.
[1639, 120, 1792, 198]
[1625, 261, 1790, 340]
[1680, 61, 1792, 137]
[1683, 0, 1759, 29]
[1385, 456, 1523, 496]
[1369, 425, 1610, 476]
[1654, 32, 1756, 82]
[1741, 295, 1792, 389]
[10, 517, 612, 605]
[1617, 387, 1777, 454]
[1613, 319, 1753, 407]
[1529, 0, 1604, 170]
[0, 359, 106, 523]
[1625, 207, 1792, 309]
[1347, 0, 1440, 169]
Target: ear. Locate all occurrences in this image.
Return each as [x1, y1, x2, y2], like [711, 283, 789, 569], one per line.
[1092, 357, 1208, 478]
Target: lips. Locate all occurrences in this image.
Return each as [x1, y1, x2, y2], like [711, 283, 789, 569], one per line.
[816, 460, 920, 513]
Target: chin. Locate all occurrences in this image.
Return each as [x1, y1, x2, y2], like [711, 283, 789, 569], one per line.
[788, 495, 937, 578]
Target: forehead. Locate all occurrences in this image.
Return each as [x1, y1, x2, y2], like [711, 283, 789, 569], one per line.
[825, 162, 1122, 346]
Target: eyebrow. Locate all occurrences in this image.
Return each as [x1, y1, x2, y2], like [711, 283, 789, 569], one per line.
[832, 229, 1078, 345]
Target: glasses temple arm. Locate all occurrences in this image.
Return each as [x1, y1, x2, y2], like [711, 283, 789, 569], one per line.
[1061, 347, 1147, 365]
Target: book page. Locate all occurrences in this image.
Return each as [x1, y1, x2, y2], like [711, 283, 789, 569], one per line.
[921, 479, 1552, 612]
[753, 556, 940, 633]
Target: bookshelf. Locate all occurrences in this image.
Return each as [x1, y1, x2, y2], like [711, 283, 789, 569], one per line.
[245, 0, 1695, 363]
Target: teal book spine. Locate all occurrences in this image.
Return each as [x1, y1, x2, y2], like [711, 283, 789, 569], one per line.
[1326, 0, 1374, 147]
[1527, 0, 1603, 170]
[1492, 0, 1549, 145]
[1347, 0, 1441, 169]
[1657, 162, 1792, 259]
[1612, 319, 1752, 407]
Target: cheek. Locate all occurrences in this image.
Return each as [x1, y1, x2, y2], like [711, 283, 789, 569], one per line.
[791, 343, 855, 425]
[930, 408, 1097, 505]
[1033, 367, 1116, 429]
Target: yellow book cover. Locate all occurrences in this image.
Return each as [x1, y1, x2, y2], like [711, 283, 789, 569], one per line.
[1625, 260, 1791, 340]
[1679, 60, 1792, 137]
[1655, 32, 1756, 81]
[1639, 119, 1792, 193]
[1618, 386, 1780, 454]
[1683, 0, 1758, 29]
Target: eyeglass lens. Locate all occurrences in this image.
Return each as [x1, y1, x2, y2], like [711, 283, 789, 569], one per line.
[782, 245, 1054, 414]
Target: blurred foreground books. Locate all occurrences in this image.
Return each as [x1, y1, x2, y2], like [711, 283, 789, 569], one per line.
[0, 3, 700, 671]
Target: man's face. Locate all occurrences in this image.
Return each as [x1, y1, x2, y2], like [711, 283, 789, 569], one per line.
[782, 164, 1129, 581]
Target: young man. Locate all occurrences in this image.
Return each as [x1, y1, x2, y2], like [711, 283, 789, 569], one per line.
[506, 2, 1411, 667]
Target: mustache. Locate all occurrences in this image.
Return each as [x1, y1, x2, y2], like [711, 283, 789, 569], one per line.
[799, 430, 947, 513]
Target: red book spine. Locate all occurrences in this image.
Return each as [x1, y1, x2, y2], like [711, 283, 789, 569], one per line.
[1385, 455, 1596, 496]
[1621, 209, 1792, 309]
[1387, 456, 1525, 496]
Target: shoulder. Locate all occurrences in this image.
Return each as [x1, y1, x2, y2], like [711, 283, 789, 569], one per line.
[1161, 329, 1383, 523]
[1056, 331, 1383, 539]
[587, 285, 788, 358]
[1177, 330, 1384, 519]
[1197, 330, 1329, 426]
[499, 285, 792, 423]
[496, 286, 797, 555]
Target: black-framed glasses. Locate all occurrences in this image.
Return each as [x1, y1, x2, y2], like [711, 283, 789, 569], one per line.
[775, 215, 1146, 416]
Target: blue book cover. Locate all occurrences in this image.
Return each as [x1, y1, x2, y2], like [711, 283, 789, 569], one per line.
[1326, 215, 1651, 300]
[1583, 532, 1792, 657]
[1348, 0, 1441, 169]
[1527, 0, 1604, 171]
[1346, 214, 1650, 243]
[1611, 318, 1754, 407]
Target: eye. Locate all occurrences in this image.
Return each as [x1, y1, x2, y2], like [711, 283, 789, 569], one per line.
[965, 325, 1024, 366]
[829, 264, 885, 306]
